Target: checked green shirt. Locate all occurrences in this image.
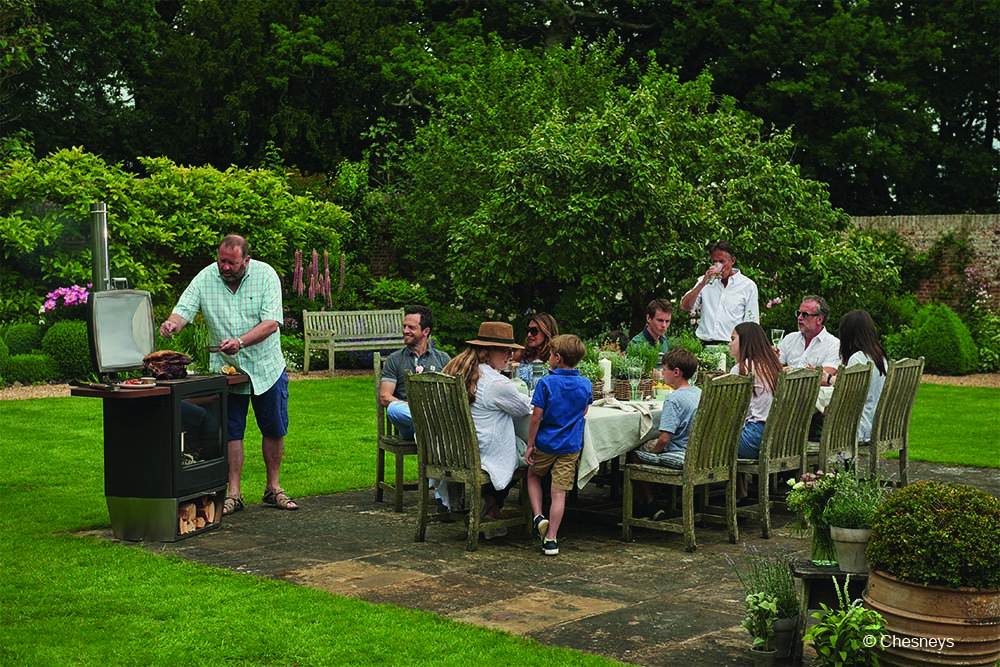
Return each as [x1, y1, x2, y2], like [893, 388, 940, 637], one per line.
[173, 259, 285, 395]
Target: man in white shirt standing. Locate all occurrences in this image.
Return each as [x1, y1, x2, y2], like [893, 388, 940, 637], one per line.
[680, 241, 759, 346]
[778, 295, 840, 386]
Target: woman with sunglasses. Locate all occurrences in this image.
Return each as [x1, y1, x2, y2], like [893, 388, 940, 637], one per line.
[443, 322, 533, 537]
[512, 312, 559, 387]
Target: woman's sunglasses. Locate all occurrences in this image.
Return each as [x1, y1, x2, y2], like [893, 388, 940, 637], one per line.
[526, 327, 540, 336]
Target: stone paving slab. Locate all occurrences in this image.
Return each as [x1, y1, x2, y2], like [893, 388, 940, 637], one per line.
[83, 460, 999, 667]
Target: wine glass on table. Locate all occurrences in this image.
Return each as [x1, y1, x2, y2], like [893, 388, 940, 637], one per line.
[627, 361, 642, 402]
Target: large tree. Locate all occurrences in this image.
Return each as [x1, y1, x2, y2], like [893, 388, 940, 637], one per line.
[382, 39, 877, 331]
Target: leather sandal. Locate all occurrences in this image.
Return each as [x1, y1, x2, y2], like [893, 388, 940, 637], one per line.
[223, 495, 245, 516]
[263, 487, 299, 510]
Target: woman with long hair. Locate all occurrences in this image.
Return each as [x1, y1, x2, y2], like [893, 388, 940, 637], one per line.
[729, 322, 783, 455]
[729, 322, 784, 501]
[515, 312, 559, 364]
[833, 310, 888, 442]
[442, 322, 532, 536]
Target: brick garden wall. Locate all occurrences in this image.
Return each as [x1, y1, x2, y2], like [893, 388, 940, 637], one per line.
[851, 214, 1000, 310]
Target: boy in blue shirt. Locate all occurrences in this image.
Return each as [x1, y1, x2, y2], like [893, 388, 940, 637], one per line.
[628, 348, 702, 519]
[526, 334, 592, 556]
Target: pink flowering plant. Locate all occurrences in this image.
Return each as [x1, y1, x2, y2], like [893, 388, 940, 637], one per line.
[40, 284, 91, 324]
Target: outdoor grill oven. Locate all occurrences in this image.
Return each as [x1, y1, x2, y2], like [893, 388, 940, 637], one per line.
[69, 203, 245, 542]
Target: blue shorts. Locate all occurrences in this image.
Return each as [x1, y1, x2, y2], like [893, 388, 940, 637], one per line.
[228, 370, 289, 440]
[737, 421, 765, 459]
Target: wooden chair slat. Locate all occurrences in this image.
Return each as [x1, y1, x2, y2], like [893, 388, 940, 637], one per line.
[623, 373, 754, 552]
[737, 368, 822, 539]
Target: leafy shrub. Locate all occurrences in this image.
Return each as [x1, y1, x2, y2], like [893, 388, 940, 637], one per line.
[910, 303, 977, 374]
[965, 306, 1000, 373]
[4, 353, 60, 385]
[41, 320, 92, 380]
[0, 335, 9, 374]
[867, 480, 1000, 589]
[4, 322, 43, 355]
[369, 278, 429, 309]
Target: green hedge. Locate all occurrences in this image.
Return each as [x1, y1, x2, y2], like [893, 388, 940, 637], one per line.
[4, 322, 43, 355]
[4, 353, 60, 385]
[41, 320, 92, 380]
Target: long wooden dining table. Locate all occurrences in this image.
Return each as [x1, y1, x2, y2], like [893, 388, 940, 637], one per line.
[514, 399, 663, 488]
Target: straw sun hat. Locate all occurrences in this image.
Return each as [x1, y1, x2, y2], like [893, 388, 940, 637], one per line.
[465, 322, 524, 349]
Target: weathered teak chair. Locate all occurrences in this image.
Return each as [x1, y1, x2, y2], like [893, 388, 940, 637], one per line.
[374, 352, 418, 512]
[407, 371, 532, 552]
[805, 362, 872, 472]
[856, 357, 924, 486]
[737, 368, 822, 539]
[622, 373, 753, 552]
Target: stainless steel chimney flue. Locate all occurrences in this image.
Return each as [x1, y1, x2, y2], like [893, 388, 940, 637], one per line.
[90, 203, 110, 292]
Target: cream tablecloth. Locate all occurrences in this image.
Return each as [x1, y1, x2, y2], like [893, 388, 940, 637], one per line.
[514, 398, 663, 488]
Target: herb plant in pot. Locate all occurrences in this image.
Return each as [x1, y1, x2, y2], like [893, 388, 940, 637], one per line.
[742, 592, 779, 665]
[804, 574, 886, 667]
[786, 469, 841, 563]
[864, 480, 1000, 666]
[821, 474, 891, 573]
[729, 545, 800, 660]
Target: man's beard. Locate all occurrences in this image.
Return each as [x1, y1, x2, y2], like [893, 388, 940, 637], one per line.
[220, 265, 246, 285]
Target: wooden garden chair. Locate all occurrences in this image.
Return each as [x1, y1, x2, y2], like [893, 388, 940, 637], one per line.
[622, 373, 753, 552]
[374, 352, 418, 512]
[737, 368, 822, 539]
[805, 362, 872, 473]
[856, 357, 924, 486]
[407, 371, 532, 552]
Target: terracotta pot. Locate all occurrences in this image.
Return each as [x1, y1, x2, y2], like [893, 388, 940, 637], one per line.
[829, 526, 870, 573]
[863, 570, 1000, 666]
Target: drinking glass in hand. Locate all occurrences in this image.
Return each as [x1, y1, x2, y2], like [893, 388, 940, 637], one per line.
[771, 329, 784, 347]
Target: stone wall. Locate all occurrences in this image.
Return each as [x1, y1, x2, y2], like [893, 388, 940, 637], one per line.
[851, 214, 1000, 309]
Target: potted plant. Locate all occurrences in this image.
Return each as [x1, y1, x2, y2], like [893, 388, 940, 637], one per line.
[863, 480, 1000, 666]
[820, 473, 891, 573]
[786, 468, 842, 562]
[728, 545, 800, 659]
[742, 592, 779, 665]
[804, 574, 886, 666]
[575, 360, 604, 400]
[610, 344, 658, 399]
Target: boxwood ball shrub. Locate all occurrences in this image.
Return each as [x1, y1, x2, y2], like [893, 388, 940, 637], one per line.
[910, 303, 978, 375]
[4, 353, 60, 385]
[4, 322, 44, 355]
[42, 320, 92, 380]
[867, 480, 1000, 590]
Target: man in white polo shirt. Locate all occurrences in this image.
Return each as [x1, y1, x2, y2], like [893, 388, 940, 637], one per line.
[777, 295, 840, 384]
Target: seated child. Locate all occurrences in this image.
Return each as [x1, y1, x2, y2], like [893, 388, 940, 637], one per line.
[526, 334, 592, 556]
[627, 348, 702, 519]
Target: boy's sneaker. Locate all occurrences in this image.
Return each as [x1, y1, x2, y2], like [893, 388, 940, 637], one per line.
[484, 526, 508, 540]
[542, 539, 559, 556]
[533, 514, 550, 542]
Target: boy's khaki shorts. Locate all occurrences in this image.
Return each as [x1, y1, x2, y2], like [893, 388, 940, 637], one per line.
[530, 450, 581, 491]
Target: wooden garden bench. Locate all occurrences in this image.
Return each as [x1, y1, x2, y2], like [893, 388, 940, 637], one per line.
[302, 309, 404, 375]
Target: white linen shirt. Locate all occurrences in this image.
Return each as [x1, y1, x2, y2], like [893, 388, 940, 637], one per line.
[472, 363, 533, 490]
[173, 259, 284, 395]
[848, 351, 886, 443]
[778, 327, 840, 370]
[689, 270, 760, 342]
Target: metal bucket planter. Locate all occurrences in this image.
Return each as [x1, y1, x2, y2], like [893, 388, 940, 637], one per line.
[771, 615, 799, 659]
[829, 526, 870, 573]
[863, 570, 1000, 666]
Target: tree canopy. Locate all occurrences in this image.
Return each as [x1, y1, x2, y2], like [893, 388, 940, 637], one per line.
[3, 0, 996, 215]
